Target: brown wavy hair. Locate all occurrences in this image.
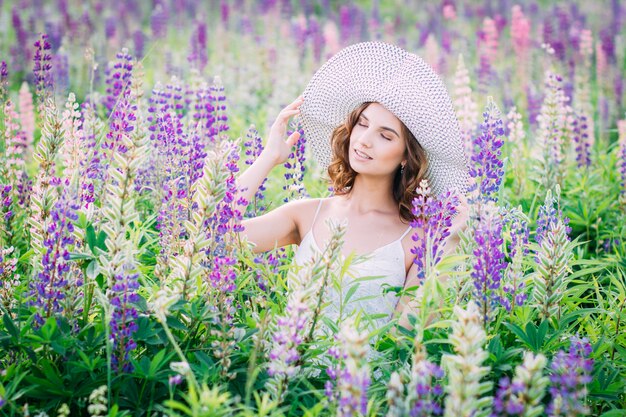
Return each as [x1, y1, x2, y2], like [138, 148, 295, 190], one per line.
[327, 102, 428, 224]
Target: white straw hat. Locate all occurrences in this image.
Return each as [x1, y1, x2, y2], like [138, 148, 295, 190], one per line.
[299, 41, 470, 196]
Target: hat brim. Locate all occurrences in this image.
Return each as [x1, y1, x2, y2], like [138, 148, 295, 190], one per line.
[299, 41, 470, 196]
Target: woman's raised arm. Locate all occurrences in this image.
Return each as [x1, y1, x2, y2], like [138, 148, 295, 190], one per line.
[235, 96, 305, 253]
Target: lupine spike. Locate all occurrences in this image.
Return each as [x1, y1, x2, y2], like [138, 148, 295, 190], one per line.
[442, 301, 492, 417]
[535, 71, 569, 194]
[492, 352, 549, 417]
[532, 190, 574, 320]
[547, 336, 594, 417]
[453, 54, 478, 158]
[325, 318, 370, 417]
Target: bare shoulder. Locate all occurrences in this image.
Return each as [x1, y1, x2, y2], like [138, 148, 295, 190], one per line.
[277, 197, 327, 243]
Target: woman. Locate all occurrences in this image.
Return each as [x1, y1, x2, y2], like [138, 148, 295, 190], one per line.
[236, 42, 470, 329]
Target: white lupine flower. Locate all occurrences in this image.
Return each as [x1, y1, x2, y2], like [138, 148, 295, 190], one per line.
[443, 302, 492, 417]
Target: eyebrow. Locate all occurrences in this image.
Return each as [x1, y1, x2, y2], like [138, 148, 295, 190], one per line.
[359, 114, 400, 137]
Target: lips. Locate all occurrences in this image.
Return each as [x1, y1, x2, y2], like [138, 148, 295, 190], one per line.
[354, 148, 372, 160]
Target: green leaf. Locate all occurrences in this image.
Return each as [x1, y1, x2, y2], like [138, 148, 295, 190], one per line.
[2, 314, 19, 340]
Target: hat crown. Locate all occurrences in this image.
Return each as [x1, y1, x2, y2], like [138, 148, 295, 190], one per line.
[300, 41, 470, 196]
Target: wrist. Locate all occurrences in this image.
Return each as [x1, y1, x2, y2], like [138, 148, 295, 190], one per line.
[259, 150, 280, 167]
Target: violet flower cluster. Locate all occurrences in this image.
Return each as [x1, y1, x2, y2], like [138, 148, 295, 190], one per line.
[188, 20, 208, 71]
[407, 342, 445, 417]
[501, 211, 530, 311]
[32, 33, 54, 105]
[569, 110, 591, 169]
[0, 61, 8, 100]
[467, 97, 505, 205]
[325, 320, 370, 417]
[535, 193, 571, 246]
[109, 270, 140, 373]
[282, 121, 308, 202]
[266, 289, 312, 380]
[471, 203, 507, 324]
[103, 49, 133, 115]
[618, 120, 626, 200]
[409, 179, 459, 283]
[547, 336, 594, 417]
[492, 352, 549, 417]
[243, 125, 268, 216]
[29, 185, 80, 327]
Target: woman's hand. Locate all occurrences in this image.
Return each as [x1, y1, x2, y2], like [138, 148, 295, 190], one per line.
[262, 96, 304, 166]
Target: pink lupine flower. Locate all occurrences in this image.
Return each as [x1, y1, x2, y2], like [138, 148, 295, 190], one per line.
[481, 17, 499, 67]
[323, 21, 341, 56]
[443, 4, 456, 20]
[618, 120, 626, 200]
[511, 5, 530, 60]
[579, 29, 593, 58]
[595, 40, 607, 80]
[424, 34, 440, 74]
[18, 82, 35, 150]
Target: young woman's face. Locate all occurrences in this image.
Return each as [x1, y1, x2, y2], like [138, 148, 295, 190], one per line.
[348, 102, 407, 176]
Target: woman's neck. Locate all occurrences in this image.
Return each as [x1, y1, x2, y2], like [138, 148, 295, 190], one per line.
[340, 174, 396, 214]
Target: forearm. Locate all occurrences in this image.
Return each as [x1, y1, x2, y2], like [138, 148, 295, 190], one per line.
[235, 151, 277, 209]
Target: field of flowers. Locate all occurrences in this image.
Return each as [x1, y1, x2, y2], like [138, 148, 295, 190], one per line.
[0, 0, 625, 416]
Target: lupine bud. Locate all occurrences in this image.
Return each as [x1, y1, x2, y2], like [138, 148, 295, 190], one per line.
[443, 301, 492, 417]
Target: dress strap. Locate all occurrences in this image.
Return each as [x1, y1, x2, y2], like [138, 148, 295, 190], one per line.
[399, 225, 413, 240]
[310, 198, 324, 230]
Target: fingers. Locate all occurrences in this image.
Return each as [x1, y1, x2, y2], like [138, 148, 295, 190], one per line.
[285, 130, 301, 147]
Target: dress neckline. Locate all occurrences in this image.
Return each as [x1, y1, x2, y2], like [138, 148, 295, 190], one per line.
[303, 228, 409, 261]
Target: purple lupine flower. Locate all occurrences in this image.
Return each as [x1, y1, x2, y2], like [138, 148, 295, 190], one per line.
[547, 336, 594, 416]
[267, 289, 311, 378]
[79, 102, 104, 208]
[10, 8, 30, 74]
[210, 144, 246, 248]
[407, 354, 445, 417]
[189, 21, 208, 71]
[103, 49, 133, 115]
[29, 185, 80, 327]
[169, 374, 184, 386]
[109, 270, 140, 372]
[0, 61, 8, 100]
[0, 185, 12, 224]
[243, 125, 268, 216]
[282, 121, 307, 202]
[617, 120, 626, 198]
[151, 2, 169, 38]
[209, 77, 229, 143]
[32, 33, 54, 105]
[467, 97, 505, 205]
[471, 203, 507, 324]
[104, 16, 116, 39]
[308, 16, 324, 62]
[133, 30, 145, 59]
[502, 212, 530, 310]
[569, 111, 591, 168]
[492, 377, 527, 416]
[410, 180, 459, 283]
[535, 194, 571, 246]
[53, 52, 69, 95]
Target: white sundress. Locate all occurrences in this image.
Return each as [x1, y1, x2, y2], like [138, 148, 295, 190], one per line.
[291, 198, 412, 333]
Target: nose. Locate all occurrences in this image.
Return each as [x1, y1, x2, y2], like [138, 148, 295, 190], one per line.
[354, 127, 374, 148]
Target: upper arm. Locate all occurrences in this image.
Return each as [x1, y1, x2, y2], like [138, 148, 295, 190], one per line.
[240, 199, 309, 253]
